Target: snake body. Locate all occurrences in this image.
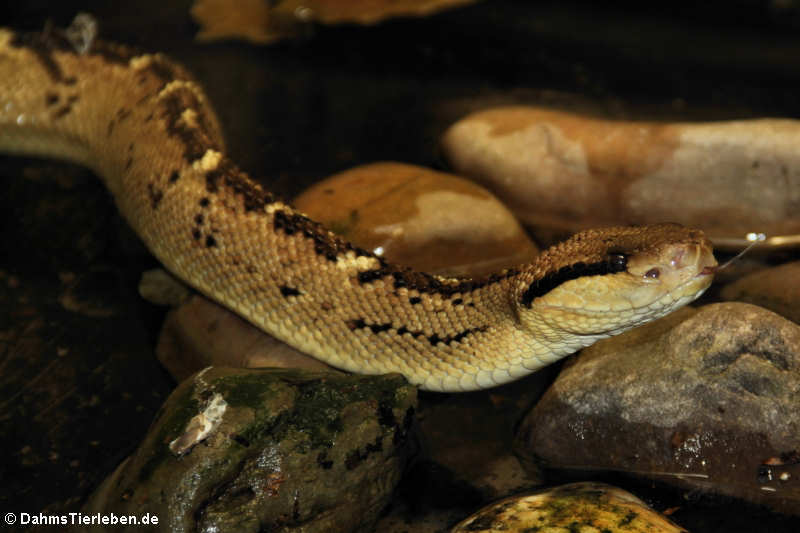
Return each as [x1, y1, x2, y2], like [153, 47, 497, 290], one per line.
[0, 26, 716, 391]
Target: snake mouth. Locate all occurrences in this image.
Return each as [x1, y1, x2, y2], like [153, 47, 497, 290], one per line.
[690, 243, 718, 279]
[699, 266, 717, 276]
[636, 237, 717, 283]
[652, 240, 716, 308]
[602, 240, 717, 315]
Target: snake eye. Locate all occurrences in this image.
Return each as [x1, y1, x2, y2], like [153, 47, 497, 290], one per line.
[644, 267, 660, 279]
[608, 254, 627, 271]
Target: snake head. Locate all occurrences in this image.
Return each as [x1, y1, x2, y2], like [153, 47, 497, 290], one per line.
[516, 223, 717, 339]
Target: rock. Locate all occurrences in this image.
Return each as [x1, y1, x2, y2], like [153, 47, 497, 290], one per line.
[372, 374, 553, 531]
[294, 161, 539, 277]
[155, 294, 337, 382]
[442, 107, 800, 240]
[451, 482, 687, 533]
[138, 268, 192, 307]
[720, 261, 800, 324]
[191, 0, 479, 44]
[514, 303, 800, 514]
[80, 367, 417, 533]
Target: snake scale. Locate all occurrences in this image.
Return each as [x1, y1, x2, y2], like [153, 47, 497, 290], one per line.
[0, 23, 716, 391]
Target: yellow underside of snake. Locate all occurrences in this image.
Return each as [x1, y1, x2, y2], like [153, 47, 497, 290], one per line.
[0, 26, 716, 391]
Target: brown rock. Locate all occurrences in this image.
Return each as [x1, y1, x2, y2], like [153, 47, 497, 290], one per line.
[156, 294, 337, 382]
[294, 161, 539, 277]
[442, 107, 800, 240]
[451, 482, 688, 533]
[192, 0, 479, 44]
[138, 268, 192, 307]
[720, 261, 800, 324]
[515, 303, 800, 514]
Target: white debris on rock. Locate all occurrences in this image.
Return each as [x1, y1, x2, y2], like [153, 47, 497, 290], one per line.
[169, 392, 228, 455]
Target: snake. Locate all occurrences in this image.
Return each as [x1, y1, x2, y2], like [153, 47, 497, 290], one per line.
[0, 22, 717, 392]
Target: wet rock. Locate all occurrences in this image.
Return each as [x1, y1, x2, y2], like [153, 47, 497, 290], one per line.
[373, 374, 552, 531]
[80, 367, 417, 533]
[720, 261, 800, 324]
[294, 161, 538, 277]
[515, 303, 800, 514]
[192, 0, 480, 44]
[138, 268, 192, 307]
[451, 482, 687, 533]
[155, 294, 336, 382]
[442, 107, 800, 240]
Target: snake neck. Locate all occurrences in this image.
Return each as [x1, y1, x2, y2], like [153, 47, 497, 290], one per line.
[0, 27, 714, 392]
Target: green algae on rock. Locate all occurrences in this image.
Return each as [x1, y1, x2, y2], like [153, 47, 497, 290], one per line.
[451, 482, 687, 532]
[79, 367, 418, 533]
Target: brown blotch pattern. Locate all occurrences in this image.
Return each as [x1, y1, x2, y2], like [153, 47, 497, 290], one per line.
[51, 95, 79, 120]
[142, 57, 183, 91]
[160, 89, 217, 164]
[10, 30, 70, 84]
[205, 158, 275, 212]
[118, 107, 131, 121]
[356, 263, 518, 300]
[272, 209, 370, 262]
[110, 106, 132, 131]
[269, 205, 514, 300]
[124, 143, 134, 171]
[11, 28, 141, 84]
[346, 318, 489, 347]
[147, 183, 163, 209]
[279, 286, 302, 298]
[52, 105, 71, 119]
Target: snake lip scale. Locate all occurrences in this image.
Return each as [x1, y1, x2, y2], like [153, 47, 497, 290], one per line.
[0, 21, 717, 392]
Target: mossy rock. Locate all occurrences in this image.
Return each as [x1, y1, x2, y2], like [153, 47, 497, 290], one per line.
[79, 367, 418, 532]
